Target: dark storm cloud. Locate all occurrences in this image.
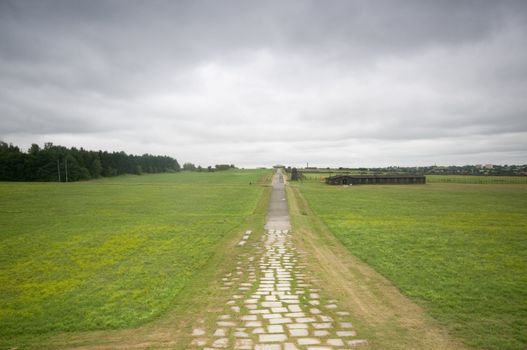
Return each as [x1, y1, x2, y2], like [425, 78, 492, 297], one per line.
[0, 0, 526, 166]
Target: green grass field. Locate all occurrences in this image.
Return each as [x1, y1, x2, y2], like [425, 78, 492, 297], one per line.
[295, 181, 527, 350]
[0, 170, 270, 343]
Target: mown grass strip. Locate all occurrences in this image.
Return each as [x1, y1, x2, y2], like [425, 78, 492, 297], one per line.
[287, 184, 470, 350]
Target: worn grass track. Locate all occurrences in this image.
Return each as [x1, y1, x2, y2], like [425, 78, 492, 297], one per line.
[292, 181, 527, 350]
[287, 184, 470, 350]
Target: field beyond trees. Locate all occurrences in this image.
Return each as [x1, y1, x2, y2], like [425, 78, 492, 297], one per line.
[426, 175, 527, 184]
[301, 171, 527, 185]
[295, 181, 527, 350]
[0, 170, 271, 345]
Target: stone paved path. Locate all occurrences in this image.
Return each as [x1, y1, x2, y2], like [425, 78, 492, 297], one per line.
[191, 170, 368, 349]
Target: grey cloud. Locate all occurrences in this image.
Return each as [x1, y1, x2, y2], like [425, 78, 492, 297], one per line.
[0, 0, 526, 166]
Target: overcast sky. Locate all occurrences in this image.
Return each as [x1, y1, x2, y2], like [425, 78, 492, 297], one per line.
[1, 0, 526, 167]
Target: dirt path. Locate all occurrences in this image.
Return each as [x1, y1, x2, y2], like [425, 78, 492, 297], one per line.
[264, 168, 291, 232]
[190, 169, 368, 349]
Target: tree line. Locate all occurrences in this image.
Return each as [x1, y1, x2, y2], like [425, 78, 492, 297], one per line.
[182, 162, 235, 172]
[0, 141, 180, 182]
[299, 164, 527, 176]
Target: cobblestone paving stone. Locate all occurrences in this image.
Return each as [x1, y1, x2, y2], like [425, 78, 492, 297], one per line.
[191, 228, 368, 349]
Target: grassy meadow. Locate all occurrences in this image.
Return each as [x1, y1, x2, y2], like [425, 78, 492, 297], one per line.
[0, 169, 271, 344]
[295, 180, 527, 350]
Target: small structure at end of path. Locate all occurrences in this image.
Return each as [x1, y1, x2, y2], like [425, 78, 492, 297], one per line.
[326, 174, 426, 185]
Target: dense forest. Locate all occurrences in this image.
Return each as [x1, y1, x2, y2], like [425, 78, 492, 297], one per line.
[0, 141, 180, 182]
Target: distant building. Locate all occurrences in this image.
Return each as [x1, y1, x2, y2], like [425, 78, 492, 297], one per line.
[326, 174, 426, 185]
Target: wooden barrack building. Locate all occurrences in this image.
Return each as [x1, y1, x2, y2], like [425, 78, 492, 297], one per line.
[326, 174, 426, 185]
